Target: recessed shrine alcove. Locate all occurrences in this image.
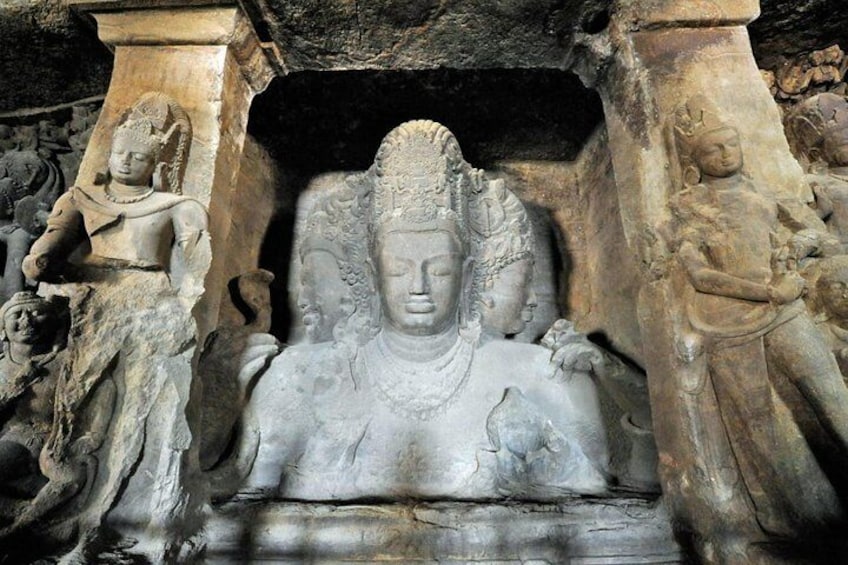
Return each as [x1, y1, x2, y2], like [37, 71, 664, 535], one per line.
[200, 67, 672, 562]
[238, 68, 644, 360]
[3, 1, 848, 563]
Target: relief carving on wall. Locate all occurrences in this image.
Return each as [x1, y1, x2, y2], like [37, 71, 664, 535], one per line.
[0, 92, 210, 562]
[665, 94, 848, 551]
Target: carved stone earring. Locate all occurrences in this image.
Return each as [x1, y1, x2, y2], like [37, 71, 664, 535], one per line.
[682, 164, 701, 187]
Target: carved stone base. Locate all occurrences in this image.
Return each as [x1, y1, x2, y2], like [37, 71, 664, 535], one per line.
[205, 496, 684, 563]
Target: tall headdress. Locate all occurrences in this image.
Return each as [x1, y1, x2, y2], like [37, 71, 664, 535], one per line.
[110, 92, 192, 194]
[370, 120, 473, 249]
[673, 95, 736, 186]
[469, 178, 535, 290]
[786, 93, 848, 165]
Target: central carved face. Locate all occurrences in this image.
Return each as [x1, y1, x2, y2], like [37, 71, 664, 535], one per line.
[4, 303, 55, 346]
[377, 229, 464, 336]
[480, 257, 535, 336]
[108, 134, 157, 186]
[693, 128, 743, 179]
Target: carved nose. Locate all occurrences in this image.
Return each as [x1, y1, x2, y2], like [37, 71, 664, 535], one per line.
[410, 264, 429, 294]
[17, 311, 32, 328]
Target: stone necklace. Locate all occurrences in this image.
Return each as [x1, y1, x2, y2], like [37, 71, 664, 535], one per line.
[104, 184, 155, 204]
[359, 328, 476, 421]
[0, 346, 60, 404]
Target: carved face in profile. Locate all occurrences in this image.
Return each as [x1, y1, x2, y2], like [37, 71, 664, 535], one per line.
[298, 249, 350, 343]
[108, 134, 158, 186]
[818, 266, 848, 321]
[376, 229, 465, 336]
[3, 301, 56, 346]
[480, 257, 536, 336]
[824, 127, 848, 168]
[693, 128, 743, 179]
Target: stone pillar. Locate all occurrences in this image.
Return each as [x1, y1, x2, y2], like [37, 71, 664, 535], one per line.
[576, 1, 834, 561]
[70, 0, 279, 336]
[58, 1, 277, 559]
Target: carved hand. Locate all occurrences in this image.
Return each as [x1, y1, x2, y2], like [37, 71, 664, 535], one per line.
[767, 271, 806, 304]
[542, 319, 606, 375]
[21, 252, 49, 280]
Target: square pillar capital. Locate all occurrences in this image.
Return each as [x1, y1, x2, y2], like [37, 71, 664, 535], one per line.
[68, 0, 283, 92]
[614, 0, 760, 29]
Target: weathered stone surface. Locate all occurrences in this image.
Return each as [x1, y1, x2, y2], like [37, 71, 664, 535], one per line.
[206, 498, 683, 563]
[751, 0, 848, 67]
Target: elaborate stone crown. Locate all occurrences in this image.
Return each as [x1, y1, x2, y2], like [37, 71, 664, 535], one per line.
[671, 95, 738, 186]
[370, 120, 472, 247]
[470, 178, 534, 283]
[111, 92, 192, 194]
[673, 95, 734, 161]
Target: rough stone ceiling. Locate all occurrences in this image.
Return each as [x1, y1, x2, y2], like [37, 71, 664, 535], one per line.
[243, 0, 610, 72]
[0, 0, 845, 111]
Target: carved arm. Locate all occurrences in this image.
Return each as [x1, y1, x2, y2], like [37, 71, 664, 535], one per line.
[172, 199, 208, 261]
[21, 191, 84, 282]
[679, 241, 805, 303]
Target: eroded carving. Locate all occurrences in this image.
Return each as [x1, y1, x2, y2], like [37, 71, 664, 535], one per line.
[5, 92, 210, 562]
[0, 292, 68, 514]
[787, 93, 848, 250]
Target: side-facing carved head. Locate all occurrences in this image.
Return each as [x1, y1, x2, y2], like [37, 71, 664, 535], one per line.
[298, 235, 352, 343]
[674, 95, 743, 184]
[369, 120, 474, 337]
[469, 179, 536, 336]
[0, 291, 63, 348]
[105, 92, 192, 193]
[806, 256, 848, 323]
[787, 93, 848, 168]
[298, 174, 372, 343]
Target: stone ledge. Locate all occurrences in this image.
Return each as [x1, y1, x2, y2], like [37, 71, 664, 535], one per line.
[205, 496, 684, 563]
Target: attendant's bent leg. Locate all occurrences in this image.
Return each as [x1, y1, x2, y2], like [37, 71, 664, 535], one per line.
[765, 313, 848, 451]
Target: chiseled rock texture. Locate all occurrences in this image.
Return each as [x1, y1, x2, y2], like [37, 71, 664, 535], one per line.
[0, 0, 111, 111]
[1, 1, 847, 112]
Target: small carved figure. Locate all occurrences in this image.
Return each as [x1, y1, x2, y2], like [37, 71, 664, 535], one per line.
[10, 92, 209, 562]
[22, 94, 206, 289]
[0, 149, 64, 221]
[668, 95, 848, 551]
[0, 292, 67, 502]
[802, 256, 848, 378]
[242, 120, 609, 500]
[787, 93, 848, 249]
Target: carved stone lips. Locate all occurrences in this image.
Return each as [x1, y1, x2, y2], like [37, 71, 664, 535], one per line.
[301, 310, 320, 326]
[405, 297, 435, 313]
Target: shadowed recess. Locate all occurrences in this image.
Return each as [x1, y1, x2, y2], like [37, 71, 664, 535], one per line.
[248, 68, 604, 175]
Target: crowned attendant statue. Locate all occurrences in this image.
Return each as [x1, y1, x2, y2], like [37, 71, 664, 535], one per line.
[667, 95, 848, 559]
[9, 92, 210, 562]
[240, 120, 609, 501]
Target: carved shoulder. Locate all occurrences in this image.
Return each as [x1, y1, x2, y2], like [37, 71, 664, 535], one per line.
[172, 198, 208, 231]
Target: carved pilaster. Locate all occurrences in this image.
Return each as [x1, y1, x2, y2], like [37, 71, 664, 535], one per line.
[583, 1, 848, 562]
[69, 0, 279, 335]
